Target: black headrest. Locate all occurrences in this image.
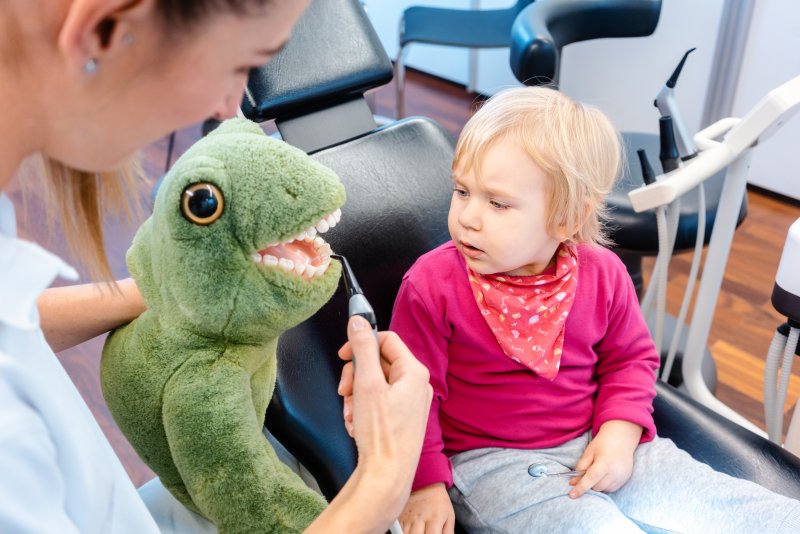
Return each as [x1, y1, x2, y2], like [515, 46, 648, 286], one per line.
[510, 0, 662, 86]
[242, 0, 393, 123]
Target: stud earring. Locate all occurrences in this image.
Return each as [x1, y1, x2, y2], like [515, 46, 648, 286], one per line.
[122, 33, 134, 45]
[84, 58, 98, 75]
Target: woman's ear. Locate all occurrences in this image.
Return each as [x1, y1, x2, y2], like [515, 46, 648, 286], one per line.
[58, 0, 156, 74]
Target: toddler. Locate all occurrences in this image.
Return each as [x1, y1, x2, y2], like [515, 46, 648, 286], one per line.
[391, 86, 800, 533]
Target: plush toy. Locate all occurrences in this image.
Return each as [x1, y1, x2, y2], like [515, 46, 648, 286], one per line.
[101, 118, 344, 533]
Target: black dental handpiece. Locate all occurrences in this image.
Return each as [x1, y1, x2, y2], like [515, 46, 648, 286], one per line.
[331, 254, 378, 332]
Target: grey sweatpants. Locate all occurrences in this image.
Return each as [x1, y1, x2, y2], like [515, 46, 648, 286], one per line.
[447, 434, 800, 534]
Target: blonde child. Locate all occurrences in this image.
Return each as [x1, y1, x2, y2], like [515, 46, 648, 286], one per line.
[390, 86, 800, 533]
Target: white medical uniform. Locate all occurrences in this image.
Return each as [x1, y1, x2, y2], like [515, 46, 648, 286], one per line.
[0, 194, 161, 533]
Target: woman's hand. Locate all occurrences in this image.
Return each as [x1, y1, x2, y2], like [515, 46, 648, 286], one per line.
[568, 420, 643, 499]
[399, 482, 455, 534]
[337, 317, 433, 514]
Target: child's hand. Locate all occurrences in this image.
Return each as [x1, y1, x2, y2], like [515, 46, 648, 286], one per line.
[399, 482, 456, 534]
[568, 420, 643, 499]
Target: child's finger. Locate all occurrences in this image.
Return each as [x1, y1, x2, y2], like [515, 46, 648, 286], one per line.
[568, 465, 603, 499]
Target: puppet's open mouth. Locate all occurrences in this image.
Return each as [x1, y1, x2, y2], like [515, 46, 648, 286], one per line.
[251, 208, 340, 279]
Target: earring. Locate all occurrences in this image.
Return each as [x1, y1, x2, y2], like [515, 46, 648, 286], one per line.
[122, 33, 134, 45]
[84, 58, 98, 75]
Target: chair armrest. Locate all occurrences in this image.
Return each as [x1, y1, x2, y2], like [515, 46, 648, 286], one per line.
[510, 0, 662, 85]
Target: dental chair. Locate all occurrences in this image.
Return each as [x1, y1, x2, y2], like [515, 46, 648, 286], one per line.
[243, 0, 800, 526]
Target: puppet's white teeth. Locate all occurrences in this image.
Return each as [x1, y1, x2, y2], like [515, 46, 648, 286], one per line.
[278, 258, 294, 271]
[251, 253, 262, 263]
[318, 242, 332, 256]
[263, 255, 278, 267]
[325, 214, 337, 227]
[313, 237, 325, 248]
[294, 262, 306, 276]
[333, 208, 342, 223]
[305, 226, 317, 239]
[315, 219, 330, 234]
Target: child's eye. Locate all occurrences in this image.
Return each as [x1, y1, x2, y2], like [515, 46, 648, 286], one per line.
[453, 187, 468, 197]
[490, 200, 509, 209]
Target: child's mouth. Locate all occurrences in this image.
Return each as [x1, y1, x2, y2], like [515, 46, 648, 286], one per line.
[460, 241, 484, 259]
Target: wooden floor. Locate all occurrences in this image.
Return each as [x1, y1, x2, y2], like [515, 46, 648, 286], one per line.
[13, 68, 800, 487]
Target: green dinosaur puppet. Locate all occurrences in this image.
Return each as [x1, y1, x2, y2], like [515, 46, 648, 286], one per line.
[101, 118, 345, 533]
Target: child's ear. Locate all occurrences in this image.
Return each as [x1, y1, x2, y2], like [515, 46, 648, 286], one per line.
[58, 0, 156, 74]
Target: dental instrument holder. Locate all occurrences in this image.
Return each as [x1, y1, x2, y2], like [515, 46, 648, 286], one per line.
[628, 75, 800, 435]
[658, 116, 680, 173]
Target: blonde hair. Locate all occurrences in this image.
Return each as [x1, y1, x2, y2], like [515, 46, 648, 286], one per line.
[37, 158, 143, 281]
[454, 86, 623, 246]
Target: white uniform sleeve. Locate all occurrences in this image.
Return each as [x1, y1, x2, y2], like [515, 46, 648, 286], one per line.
[0, 382, 80, 534]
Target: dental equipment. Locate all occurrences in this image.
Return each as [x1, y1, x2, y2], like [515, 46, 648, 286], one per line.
[629, 74, 800, 434]
[764, 221, 800, 453]
[331, 254, 378, 333]
[654, 48, 698, 160]
[528, 464, 586, 479]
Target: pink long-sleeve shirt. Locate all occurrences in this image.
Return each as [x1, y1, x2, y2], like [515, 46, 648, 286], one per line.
[390, 242, 659, 491]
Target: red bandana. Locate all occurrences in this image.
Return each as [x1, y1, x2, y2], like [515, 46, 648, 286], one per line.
[467, 244, 578, 380]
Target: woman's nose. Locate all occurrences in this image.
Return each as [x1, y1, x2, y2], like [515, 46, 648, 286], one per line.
[211, 81, 248, 121]
[211, 94, 242, 121]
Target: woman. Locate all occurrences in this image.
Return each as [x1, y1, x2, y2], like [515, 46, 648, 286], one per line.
[0, 1, 432, 532]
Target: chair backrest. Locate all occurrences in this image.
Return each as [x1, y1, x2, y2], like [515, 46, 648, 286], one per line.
[243, 0, 455, 501]
[510, 0, 662, 86]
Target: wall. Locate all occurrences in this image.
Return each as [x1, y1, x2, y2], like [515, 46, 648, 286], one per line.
[730, 0, 800, 200]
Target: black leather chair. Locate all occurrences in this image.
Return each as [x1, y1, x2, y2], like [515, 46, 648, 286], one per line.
[242, 0, 800, 526]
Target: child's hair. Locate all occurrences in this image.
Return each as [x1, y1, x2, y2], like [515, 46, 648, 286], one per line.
[453, 86, 623, 246]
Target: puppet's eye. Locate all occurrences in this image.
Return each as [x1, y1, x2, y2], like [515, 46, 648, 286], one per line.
[181, 183, 224, 225]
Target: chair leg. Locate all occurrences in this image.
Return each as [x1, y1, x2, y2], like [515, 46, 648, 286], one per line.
[395, 44, 409, 119]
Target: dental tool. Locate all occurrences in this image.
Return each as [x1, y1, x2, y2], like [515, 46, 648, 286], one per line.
[528, 463, 585, 479]
[654, 48, 697, 159]
[331, 254, 378, 333]
[331, 254, 404, 534]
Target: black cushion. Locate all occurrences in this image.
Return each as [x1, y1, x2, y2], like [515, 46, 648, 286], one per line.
[242, 0, 392, 123]
[654, 381, 800, 499]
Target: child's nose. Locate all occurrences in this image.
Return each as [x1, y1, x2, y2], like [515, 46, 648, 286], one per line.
[458, 200, 481, 230]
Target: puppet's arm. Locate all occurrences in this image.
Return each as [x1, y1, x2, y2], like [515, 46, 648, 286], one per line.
[162, 347, 326, 534]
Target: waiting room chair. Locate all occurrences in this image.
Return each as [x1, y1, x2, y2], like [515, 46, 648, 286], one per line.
[241, 0, 800, 527]
[395, 0, 535, 119]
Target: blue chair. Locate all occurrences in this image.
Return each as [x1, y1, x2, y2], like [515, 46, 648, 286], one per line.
[395, 0, 535, 118]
